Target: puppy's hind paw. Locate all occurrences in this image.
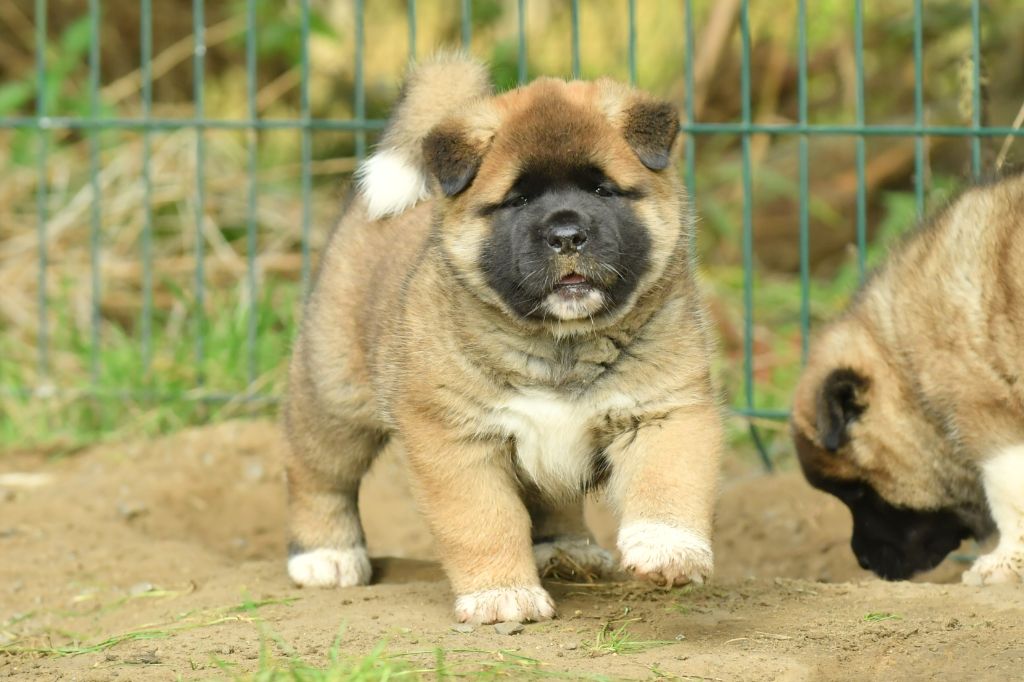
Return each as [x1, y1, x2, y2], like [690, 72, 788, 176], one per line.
[617, 521, 713, 588]
[534, 537, 616, 581]
[288, 547, 372, 588]
[454, 586, 556, 624]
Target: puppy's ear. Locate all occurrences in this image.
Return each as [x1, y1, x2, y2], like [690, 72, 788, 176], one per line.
[622, 99, 679, 171]
[422, 123, 482, 197]
[816, 368, 870, 452]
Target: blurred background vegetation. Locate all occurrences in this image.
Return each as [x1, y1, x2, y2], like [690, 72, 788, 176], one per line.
[1, 0, 1023, 461]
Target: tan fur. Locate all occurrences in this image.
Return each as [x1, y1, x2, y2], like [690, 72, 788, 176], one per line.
[285, 56, 722, 621]
[792, 173, 1024, 582]
[375, 52, 492, 171]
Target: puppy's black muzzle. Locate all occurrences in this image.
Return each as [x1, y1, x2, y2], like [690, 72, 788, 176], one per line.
[846, 488, 973, 581]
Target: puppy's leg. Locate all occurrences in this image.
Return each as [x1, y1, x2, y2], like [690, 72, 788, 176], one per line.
[402, 416, 554, 624]
[605, 405, 721, 587]
[285, 397, 384, 588]
[963, 445, 1024, 586]
[527, 496, 615, 581]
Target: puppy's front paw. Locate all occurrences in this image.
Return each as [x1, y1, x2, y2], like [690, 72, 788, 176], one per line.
[288, 547, 372, 588]
[962, 549, 1024, 586]
[454, 586, 556, 624]
[617, 521, 713, 587]
[534, 537, 616, 581]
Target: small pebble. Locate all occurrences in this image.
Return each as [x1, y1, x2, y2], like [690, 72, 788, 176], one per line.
[117, 501, 148, 521]
[129, 582, 155, 597]
[494, 621, 525, 636]
[563, 642, 578, 650]
[130, 650, 161, 665]
[451, 624, 475, 634]
[243, 461, 264, 482]
[675, 633, 686, 641]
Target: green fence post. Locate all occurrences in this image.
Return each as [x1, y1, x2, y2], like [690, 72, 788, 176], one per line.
[570, 0, 580, 79]
[797, 0, 810, 365]
[193, 0, 207, 386]
[739, 0, 772, 468]
[88, 0, 102, 385]
[517, 0, 527, 84]
[141, 0, 154, 378]
[354, 0, 366, 160]
[35, 0, 49, 383]
[461, 0, 471, 48]
[407, 0, 417, 59]
[627, 0, 636, 86]
[683, 0, 696, 210]
[300, 0, 312, 293]
[246, 0, 259, 390]
[913, 0, 925, 216]
[854, 0, 867, 279]
[970, 0, 982, 176]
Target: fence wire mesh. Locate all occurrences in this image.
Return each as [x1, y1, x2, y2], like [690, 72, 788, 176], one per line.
[1, 1, 1021, 465]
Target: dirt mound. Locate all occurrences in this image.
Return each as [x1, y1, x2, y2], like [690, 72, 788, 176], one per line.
[1, 420, 1020, 680]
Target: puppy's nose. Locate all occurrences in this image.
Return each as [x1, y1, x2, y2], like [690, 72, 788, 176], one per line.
[544, 224, 588, 254]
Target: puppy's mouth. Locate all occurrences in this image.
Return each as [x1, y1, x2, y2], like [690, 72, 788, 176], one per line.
[553, 272, 595, 299]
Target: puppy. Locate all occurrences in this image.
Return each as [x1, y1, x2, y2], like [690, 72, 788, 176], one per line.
[284, 55, 723, 623]
[792, 173, 1024, 585]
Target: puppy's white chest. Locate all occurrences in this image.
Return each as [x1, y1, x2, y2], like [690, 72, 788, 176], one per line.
[493, 389, 624, 493]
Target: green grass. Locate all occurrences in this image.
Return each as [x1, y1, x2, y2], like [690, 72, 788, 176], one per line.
[2, 591, 622, 680]
[862, 612, 902, 623]
[0, 278, 299, 452]
[587, 620, 674, 657]
[224, 647, 617, 682]
[0, 594, 296, 658]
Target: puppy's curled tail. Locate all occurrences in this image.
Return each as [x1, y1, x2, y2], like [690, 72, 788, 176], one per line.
[355, 53, 491, 220]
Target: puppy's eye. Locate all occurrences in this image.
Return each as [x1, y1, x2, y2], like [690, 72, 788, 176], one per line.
[503, 194, 529, 208]
[594, 185, 615, 198]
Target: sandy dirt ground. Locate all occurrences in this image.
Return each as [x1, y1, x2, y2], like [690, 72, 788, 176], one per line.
[1, 420, 1022, 681]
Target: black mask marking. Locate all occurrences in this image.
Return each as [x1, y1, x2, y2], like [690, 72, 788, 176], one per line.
[804, 470, 973, 581]
[479, 164, 651, 320]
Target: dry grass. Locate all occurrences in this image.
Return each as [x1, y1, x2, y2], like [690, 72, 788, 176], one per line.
[2, 0, 1023, 450]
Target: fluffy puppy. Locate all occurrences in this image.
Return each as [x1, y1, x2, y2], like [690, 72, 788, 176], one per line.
[792, 173, 1024, 585]
[284, 55, 723, 623]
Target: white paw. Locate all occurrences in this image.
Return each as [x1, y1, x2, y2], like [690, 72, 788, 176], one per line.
[962, 550, 1024, 586]
[534, 537, 616, 580]
[454, 586, 556, 624]
[288, 547, 372, 588]
[617, 521, 713, 587]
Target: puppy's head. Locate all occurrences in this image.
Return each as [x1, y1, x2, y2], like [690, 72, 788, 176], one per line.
[791, 317, 992, 580]
[422, 78, 686, 329]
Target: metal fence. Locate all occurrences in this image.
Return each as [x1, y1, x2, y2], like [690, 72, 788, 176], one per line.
[2, 0, 1020, 462]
